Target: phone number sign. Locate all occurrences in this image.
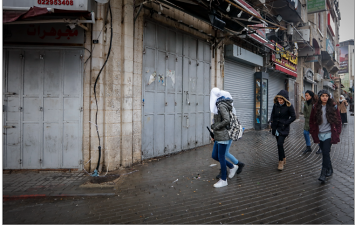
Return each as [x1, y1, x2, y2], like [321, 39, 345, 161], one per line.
[37, 0, 74, 6]
[3, 0, 92, 11]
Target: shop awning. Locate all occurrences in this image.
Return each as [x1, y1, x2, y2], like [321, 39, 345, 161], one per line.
[3, 6, 49, 23]
[304, 77, 316, 84]
[162, 0, 267, 33]
[274, 64, 297, 78]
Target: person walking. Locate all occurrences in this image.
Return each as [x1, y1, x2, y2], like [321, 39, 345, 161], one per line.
[337, 95, 348, 125]
[270, 90, 296, 171]
[302, 90, 317, 154]
[213, 90, 245, 179]
[210, 88, 238, 188]
[309, 90, 342, 182]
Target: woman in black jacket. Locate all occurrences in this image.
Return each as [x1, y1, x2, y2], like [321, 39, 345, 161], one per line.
[270, 90, 296, 171]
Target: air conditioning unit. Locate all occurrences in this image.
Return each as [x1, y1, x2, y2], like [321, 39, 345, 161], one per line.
[292, 29, 310, 42]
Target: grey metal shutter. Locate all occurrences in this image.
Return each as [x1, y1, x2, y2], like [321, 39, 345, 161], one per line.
[142, 21, 211, 159]
[304, 82, 312, 93]
[3, 49, 83, 169]
[268, 71, 286, 120]
[224, 59, 255, 129]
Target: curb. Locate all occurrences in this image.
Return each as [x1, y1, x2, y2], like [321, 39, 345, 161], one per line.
[3, 192, 116, 201]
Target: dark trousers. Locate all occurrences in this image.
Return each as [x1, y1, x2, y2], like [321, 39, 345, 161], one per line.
[319, 138, 332, 170]
[340, 112, 347, 123]
[211, 143, 233, 181]
[276, 135, 286, 161]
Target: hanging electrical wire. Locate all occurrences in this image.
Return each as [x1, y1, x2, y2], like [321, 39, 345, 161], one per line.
[91, 0, 113, 177]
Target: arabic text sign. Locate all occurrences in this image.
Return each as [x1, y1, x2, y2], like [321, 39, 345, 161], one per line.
[307, 0, 326, 13]
[4, 24, 84, 44]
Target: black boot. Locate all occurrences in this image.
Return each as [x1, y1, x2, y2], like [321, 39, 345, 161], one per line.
[216, 169, 228, 179]
[316, 148, 322, 154]
[326, 164, 333, 177]
[302, 146, 312, 154]
[236, 162, 245, 174]
[318, 167, 327, 182]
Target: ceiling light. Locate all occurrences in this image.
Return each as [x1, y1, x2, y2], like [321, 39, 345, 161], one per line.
[276, 15, 282, 22]
[237, 11, 243, 17]
[226, 4, 231, 12]
[248, 16, 254, 22]
[275, 27, 279, 32]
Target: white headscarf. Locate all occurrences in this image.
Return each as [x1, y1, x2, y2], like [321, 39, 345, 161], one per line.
[340, 95, 345, 102]
[210, 88, 221, 114]
[220, 90, 232, 99]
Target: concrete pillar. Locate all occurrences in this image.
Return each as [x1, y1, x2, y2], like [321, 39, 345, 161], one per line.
[121, 0, 134, 167]
[89, 3, 106, 171]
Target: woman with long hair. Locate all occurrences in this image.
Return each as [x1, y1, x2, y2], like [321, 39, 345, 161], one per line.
[302, 90, 318, 154]
[270, 90, 296, 171]
[309, 90, 342, 182]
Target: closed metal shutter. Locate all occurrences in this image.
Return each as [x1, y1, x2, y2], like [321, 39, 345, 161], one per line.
[142, 21, 211, 159]
[224, 59, 255, 129]
[268, 71, 286, 120]
[304, 81, 312, 93]
[3, 49, 83, 169]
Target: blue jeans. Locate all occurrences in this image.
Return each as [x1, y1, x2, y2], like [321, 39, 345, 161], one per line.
[212, 140, 238, 164]
[303, 130, 311, 146]
[212, 141, 234, 181]
[225, 140, 238, 164]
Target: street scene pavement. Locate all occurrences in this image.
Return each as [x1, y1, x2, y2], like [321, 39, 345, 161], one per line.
[3, 114, 354, 224]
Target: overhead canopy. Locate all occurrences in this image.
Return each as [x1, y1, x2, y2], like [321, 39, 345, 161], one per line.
[3, 6, 92, 24]
[162, 0, 266, 33]
[3, 6, 49, 23]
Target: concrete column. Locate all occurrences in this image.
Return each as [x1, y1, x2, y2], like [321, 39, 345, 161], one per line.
[103, 0, 123, 171]
[121, 0, 134, 167]
[90, 4, 106, 171]
[132, 12, 144, 164]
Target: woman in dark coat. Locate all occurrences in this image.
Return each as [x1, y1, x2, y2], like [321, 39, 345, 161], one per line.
[270, 90, 296, 171]
[309, 90, 342, 182]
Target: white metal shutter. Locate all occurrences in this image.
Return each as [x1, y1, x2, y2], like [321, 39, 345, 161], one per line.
[268, 71, 286, 120]
[224, 59, 255, 129]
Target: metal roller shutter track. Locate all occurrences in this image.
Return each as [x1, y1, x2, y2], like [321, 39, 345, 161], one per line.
[224, 59, 255, 129]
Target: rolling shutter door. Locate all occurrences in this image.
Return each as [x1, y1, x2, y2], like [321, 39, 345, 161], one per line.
[224, 59, 255, 129]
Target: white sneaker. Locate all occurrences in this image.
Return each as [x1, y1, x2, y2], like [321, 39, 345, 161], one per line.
[228, 164, 238, 179]
[213, 179, 228, 188]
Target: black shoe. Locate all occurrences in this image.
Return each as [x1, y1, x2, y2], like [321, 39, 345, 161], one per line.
[236, 162, 245, 174]
[302, 146, 312, 154]
[316, 148, 322, 154]
[216, 169, 228, 179]
[326, 164, 333, 177]
[318, 167, 327, 182]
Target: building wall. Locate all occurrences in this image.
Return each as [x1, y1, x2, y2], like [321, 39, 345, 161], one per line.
[82, 0, 223, 172]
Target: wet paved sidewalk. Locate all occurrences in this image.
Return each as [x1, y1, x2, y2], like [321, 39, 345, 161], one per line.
[3, 171, 116, 200]
[3, 114, 354, 224]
